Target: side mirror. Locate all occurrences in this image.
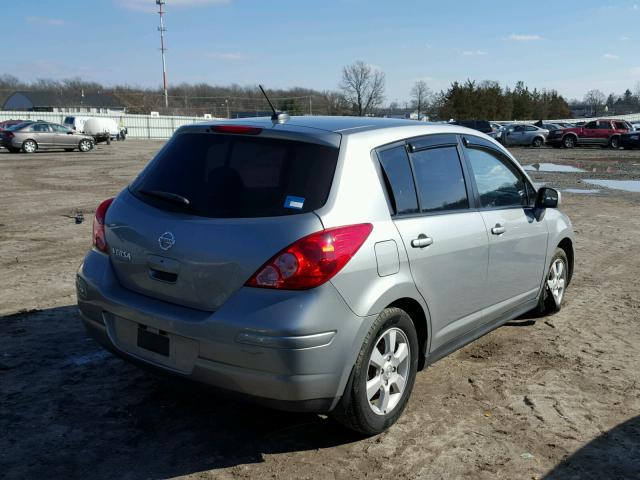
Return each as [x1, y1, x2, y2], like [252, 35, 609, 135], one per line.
[536, 187, 560, 209]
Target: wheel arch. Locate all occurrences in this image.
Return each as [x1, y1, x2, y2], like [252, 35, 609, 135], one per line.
[385, 297, 430, 370]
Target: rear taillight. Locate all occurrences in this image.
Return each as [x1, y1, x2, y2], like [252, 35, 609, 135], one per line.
[246, 223, 373, 290]
[92, 198, 114, 253]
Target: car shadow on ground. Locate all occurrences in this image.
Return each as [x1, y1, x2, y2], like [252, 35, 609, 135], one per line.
[543, 415, 640, 479]
[0, 306, 363, 479]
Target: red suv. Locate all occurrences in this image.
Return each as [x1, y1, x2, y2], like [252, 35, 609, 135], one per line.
[546, 119, 630, 149]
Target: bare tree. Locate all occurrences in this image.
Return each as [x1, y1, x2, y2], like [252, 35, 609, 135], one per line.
[410, 80, 431, 120]
[322, 90, 348, 115]
[339, 61, 385, 116]
[584, 89, 606, 116]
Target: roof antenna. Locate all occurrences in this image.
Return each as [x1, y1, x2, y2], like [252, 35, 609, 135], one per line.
[259, 84, 290, 123]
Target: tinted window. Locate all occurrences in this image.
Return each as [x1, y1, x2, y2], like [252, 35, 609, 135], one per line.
[410, 146, 469, 213]
[525, 125, 537, 132]
[378, 146, 419, 215]
[614, 122, 627, 130]
[514, 125, 525, 132]
[585, 121, 597, 129]
[131, 133, 338, 218]
[597, 122, 611, 130]
[466, 148, 527, 208]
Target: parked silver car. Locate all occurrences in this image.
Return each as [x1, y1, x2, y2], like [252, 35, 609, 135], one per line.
[0, 121, 94, 153]
[77, 117, 574, 434]
[500, 124, 549, 147]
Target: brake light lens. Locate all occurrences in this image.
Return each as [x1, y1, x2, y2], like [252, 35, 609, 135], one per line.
[92, 198, 114, 253]
[246, 223, 373, 290]
[211, 125, 262, 135]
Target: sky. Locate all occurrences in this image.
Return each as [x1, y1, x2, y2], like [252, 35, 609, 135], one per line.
[4, 0, 640, 103]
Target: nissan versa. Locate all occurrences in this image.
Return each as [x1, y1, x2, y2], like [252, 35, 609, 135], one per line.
[77, 116, 574, 434]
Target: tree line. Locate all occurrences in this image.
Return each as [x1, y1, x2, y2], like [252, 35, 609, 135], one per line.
[1, 62, 638, 120]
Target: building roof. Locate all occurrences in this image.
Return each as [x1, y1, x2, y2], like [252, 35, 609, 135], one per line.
[3, 90, 124, 109]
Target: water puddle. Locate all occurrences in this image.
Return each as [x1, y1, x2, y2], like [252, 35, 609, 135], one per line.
[524, 163, 585, 173]
[584, 179, 640, 193]
[563, 188, 601, 195]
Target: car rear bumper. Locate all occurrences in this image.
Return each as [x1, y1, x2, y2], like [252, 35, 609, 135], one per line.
[76, 249, 374, 412]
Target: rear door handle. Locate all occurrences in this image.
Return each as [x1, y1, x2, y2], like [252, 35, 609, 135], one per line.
[491, 224, 506, 235]
[411, 234, 433, 248]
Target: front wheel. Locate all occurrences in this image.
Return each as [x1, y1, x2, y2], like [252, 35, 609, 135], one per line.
[78, 139, 93, 152]
[562, 136, 576, 148]
[609, 137, 619, 149]
[536, 248, 569, 315]
[332, 307, 419, 435]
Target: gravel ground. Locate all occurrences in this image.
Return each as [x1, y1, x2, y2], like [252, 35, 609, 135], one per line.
[1, 141, 639, 479]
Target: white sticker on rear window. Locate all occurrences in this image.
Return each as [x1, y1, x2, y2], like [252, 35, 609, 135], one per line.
[284, 196, 305, 210]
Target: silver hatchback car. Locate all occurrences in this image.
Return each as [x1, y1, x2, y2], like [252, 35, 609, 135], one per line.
[77, 117, 574, 434]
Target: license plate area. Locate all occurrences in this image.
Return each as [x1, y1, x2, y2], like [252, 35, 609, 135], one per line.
[137, 326, 170, 356]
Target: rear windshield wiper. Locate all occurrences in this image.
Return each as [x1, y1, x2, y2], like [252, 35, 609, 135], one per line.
[138, 190, 191, 208]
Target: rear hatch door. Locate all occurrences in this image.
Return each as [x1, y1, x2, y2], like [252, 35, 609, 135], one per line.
[105, 128, 340, 311]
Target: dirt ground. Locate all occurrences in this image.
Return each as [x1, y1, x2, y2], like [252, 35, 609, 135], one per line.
[1, 141, 639, 479]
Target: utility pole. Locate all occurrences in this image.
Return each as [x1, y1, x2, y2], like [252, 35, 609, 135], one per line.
[309, 96, 312, 115]
[157, 0, 169, 109]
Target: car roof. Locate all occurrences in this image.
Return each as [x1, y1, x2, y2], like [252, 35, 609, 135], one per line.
[197, 115, 427, 134]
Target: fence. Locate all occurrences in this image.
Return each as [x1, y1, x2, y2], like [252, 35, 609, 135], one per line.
[0, 110, 221, 139]
[2, 109, 640, 140]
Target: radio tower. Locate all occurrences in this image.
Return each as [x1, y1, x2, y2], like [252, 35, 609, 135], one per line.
[157, 0, 168, 109]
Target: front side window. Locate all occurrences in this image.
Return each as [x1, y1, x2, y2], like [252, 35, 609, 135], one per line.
[466, 147, 527, 208]
[614, 122, 627, 130]
[597, 122, 611, 130]
[50, 124, 69, 133]
[585, 121, 597, 129]
[410, 146, 469, 213]
[378, 146, 419, 215]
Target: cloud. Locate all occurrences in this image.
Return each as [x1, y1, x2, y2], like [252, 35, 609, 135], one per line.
[630, 67, 640, 76]
[621, 36, 631, 41]
[507, 34, 543, 41]
[26, 16, 64, 26]
[603, 53, 620, 60]
[116, 0, 229, 13]
[461, 50, 487, 56]
[198, 52, 247, 61]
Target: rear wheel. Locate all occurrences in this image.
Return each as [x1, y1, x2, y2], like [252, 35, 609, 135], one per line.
[536, 248, 568, 315]
[562, 136, 576, 148]
[78, 139, 93, 152]
[532, 137, 544, 148]
[22, 139, 37, 153]
[332, 307, 419, 435]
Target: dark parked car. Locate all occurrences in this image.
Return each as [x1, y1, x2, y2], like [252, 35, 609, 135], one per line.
[1, 121, 94, 153]
[0, 119, 25, 132]
[620, 130, 640, 149]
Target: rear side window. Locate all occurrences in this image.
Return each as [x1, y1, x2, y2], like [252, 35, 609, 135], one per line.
[131, 133, 338, 218]
[410, 146, 469, 213]
[614, 122, 627, 130]
[378, 146, 419, 215]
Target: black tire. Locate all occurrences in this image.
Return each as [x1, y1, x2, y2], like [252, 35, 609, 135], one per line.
[609, 136, 619, 149]
[78, 139, 93, 152]
[562, 135, 576, 148]
[535, 248, 569, 316]
[532, 137, 544, 148]
[332, 307, 419, 435]
[21, 139, 37, 153]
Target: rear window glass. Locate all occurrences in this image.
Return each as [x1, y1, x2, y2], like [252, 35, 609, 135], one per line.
[130, 132, 339, 218]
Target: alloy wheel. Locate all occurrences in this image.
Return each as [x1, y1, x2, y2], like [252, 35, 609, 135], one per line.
[366, 327, 410, 416]
[547, 258, 567, 308]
